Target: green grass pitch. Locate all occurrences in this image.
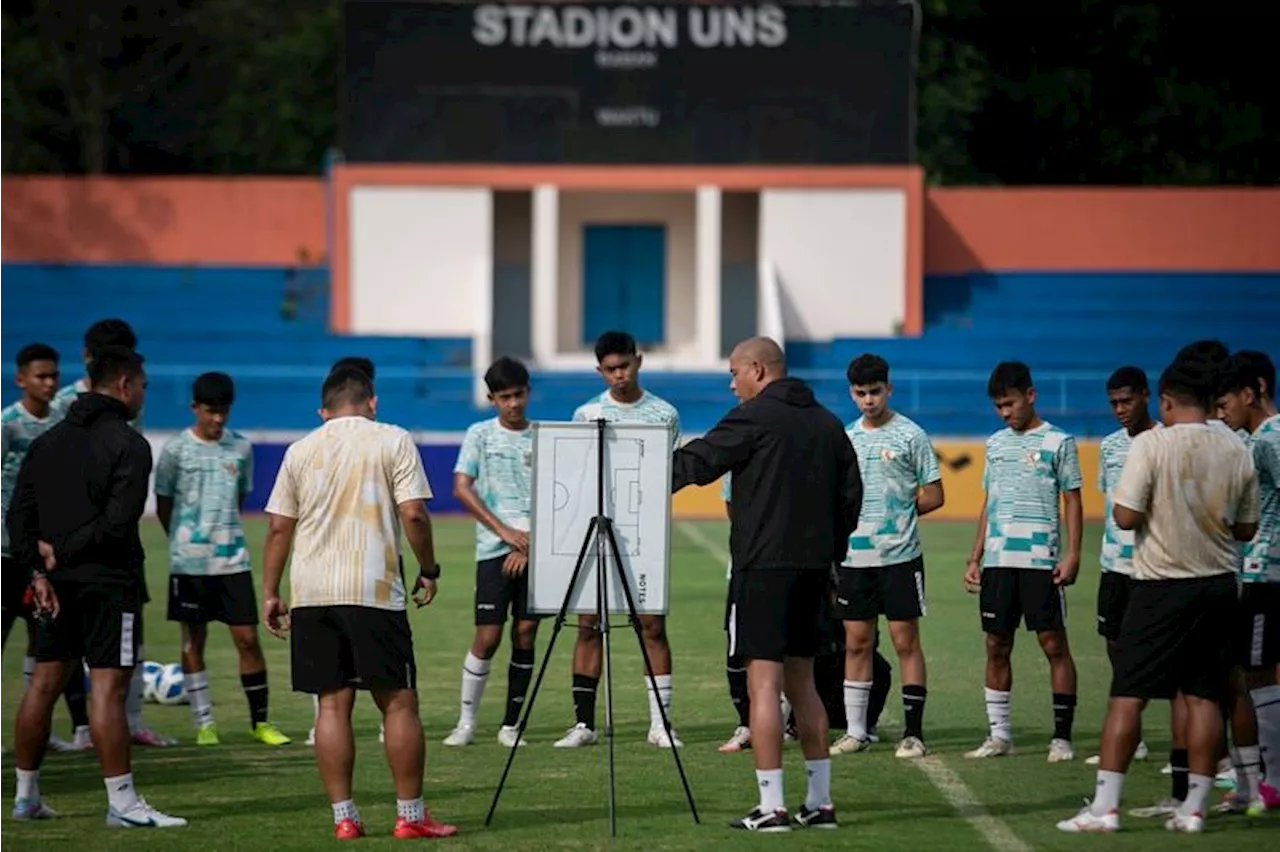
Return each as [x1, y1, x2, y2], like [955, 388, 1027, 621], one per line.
[2, 518, 1274, 850]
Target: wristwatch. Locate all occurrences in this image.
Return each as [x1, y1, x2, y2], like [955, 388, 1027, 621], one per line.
[419, 562, 442, 581]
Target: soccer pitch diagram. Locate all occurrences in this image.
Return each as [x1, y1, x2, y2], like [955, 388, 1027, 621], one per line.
[551, 436, 644, 558]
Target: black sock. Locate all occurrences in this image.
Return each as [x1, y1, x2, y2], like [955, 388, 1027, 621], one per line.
[572, 674, 599, 729]
[1170, 748, 1189, 802]
[868, 650, 893, 731]
[503, 648, 535, 728]
[902, 685, 927, 740]
[727, 653, 750, 727]
[241, 670, 269, 727]
[63, 671, 89, 730]
[1051, 692, 1076, 741]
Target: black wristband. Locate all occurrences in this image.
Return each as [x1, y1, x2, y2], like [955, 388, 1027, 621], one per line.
[419, 563, 441, 581]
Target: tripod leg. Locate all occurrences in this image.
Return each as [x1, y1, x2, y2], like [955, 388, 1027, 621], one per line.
[602, 519, 700, 824]
[486, 518, 598, 827]
[597, 518, 619, 838]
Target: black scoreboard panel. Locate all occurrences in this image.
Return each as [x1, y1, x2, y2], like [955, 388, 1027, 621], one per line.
[343, 1, 917, 165]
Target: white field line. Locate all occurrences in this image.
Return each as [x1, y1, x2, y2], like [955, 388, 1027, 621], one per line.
[676, 520, 1034, 852]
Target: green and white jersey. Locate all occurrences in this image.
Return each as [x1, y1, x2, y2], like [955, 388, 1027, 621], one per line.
[1097, 424, 1161, 575]
[154, 429, 253, 575]
[1, 403, 55, 557]
[1243, 414, 1280, 584]
[983, 422, 1083, 570]
[573, 389, 681, 450]
[50, 378, 145, 432]
[843, 413, 940, 568]
[454, 418, 533, 562]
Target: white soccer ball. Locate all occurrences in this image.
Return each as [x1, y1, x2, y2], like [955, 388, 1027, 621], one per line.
[141, 660, 165, 703]
[154, 663, 188, 706]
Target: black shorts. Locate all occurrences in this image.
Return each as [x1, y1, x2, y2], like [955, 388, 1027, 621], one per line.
[34, 577, 142, 669]
[835, 558, 926, 622]
[2, 556, 33, 624]
[1096, 571, 1134, 640]
[167, 572, 258, 626]
[728, 569, 829, 662]
[1237, 583, 1280, 669]
[1111, 574, 1237, 703]
[980, 567, 1067, 633]
[290, 605, 416, 694]
[474, 556, 541, 626]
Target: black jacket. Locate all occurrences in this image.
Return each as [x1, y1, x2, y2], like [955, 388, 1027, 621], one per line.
[5, 393, 151, 585]
[672, 377, 863, 572]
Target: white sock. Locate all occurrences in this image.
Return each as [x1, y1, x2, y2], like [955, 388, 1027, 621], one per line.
[1231, 744, 1262, 800]
[647, 674, 673, 730]
[459, 652, 491, 727]
[105, 772, 140, 813]
[1251, 684, 1280, 783]
[185, 669, 214, 727]
[804, 759, 832, 809]
[780, 693, 792, 722]
[756, 768, 784, 813]
[397, 797, 425, 823]
[22, 656, 34, 689]
[1179, 773, 1211, 817]
[984, 687, 1012, 742]
[126, 665, 145, 732]
[843, 680, 872, 740]
[332, 798, 360, 825]
[15, 768, 39, 802]
[1089, 769, 1124, 815]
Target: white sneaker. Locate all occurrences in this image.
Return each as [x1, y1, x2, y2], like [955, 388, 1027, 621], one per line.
[1086, 739, 1148, 766]
[866, 726, 881, 744]
[70, 726, 93, 750]
[719, 725, 751, 753]
[965, 736, 1015, 759]
[497, 725, 526, 748]
[1129, 798, 1180, 819]
[554, 723, 598, 748]
[442, 724, 475, 747]
[895, 736, 928, 759]
[647, 727, 683, 748]
[829, 734, 872, 755]
[1160, 762, 1172, 775]
[1165, 811, 1203, 833]
[106, 798, 188, 828]
[46, 733, 76, 752]
[305, 727, 316, 746]
[1056, 802, 1119, 833]
[1048, 738, 1075, 763]
[13, 798, 59, 820]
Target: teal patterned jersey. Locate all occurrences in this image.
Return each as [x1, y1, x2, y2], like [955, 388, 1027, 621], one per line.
[1097, 424, 1161, 575]
[455, 418, 533, 561]
[843, 414, 940, 568]
[573, 389, 681, 449]
[1, 402, 55, 557]
[154, 429, 253, 575]
[983, 422, 1083, 570]
[1243, 414, 1280, 584]
[50, 379, 145, 432]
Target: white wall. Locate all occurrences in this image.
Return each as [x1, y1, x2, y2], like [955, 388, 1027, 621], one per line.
[758, 189, 907, 339]
[349, 186, 493, 336]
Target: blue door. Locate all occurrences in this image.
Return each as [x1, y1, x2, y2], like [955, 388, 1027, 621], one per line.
[582, 224, 666, 347]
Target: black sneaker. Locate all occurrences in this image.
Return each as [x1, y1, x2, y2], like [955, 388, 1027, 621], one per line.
[794, 804, 838, 829]
[730, 807, 791, 832]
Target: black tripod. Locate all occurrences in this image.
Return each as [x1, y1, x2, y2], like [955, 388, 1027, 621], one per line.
[486, 418, 700, 836]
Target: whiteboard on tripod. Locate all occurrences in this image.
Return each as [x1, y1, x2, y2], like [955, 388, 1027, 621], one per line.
[527, 421, 672, 616]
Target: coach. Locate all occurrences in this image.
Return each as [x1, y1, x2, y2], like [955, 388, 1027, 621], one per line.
[671, 336, 863, 833]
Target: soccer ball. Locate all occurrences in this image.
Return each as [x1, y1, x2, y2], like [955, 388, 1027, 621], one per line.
[154, 663, 188, 706]
[141, 661, 165, 703]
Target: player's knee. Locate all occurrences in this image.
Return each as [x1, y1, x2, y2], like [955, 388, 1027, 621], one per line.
[230, 626, 262, 656]
[1036, 629, 1070, 659]
[511, 620, 538, 651]
[888, 621, 920, 656]
[640, 616, 666, 644]
[576, 623, 601, 645]
[473, 625, 503, 658]
[844, 623, 875, 656]
[985, 631, 1014, 658]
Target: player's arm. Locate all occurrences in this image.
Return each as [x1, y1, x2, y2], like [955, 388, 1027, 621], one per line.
[238, 440, 254, 512]
[965, 447, 992, 588]
[914, 432, 945, 516]
[56, 434, 153, 567]
[153, 440, 179, 536]
[1112, 434, 1153, 531]
[392, 432, 440, 603]
[452, 473, 525, 551]
[261, 447, 299, 636]
[1054, 436, 1085, 584]
[671, 407, 755, 492]
[1232, 450, 1261, 542]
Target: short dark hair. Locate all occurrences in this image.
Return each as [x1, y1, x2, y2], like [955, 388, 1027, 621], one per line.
[1234, 350, 1275, 400]
[846, 354, 889, 387]
[322, 366, 373, 410]
[484, 356, 530, 394]
[987, 361, 1033, 398]
[16, 343, 58, 369]
[88, 346, 145, 389]
[84, 319, 137, 358]
[1159, 358, 1215, 410]
[1173, 339, 1232, 395]
[1216, 353, 1264, 399]
[192, 372, 235, 407]
[331, 356, 375, 383]
[1106, 366, 1148, 394]
[593, 331, 637, 363]
[1175, 338, 1230, 364]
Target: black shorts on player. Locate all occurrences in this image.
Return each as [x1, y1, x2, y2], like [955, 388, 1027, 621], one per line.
[166, 572, 258, 626]
[979, 566, 1066, 633]
[34, 576, 143, 669]
[836, 557, 926, 622]
[1095, 571, 1134, 641]
[290, 605, 416, 694]
[1237, 582, 1280, 669]
[474, 555, 542, 626]
[728, 569, 828, 662]
[1110, 574, 1237, 702]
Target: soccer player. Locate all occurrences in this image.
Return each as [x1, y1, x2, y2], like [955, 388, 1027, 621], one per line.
[154, 372, 290, 748]
[554, 331, 683, 749]
[262, 367, 456, 839]
[443, 357, 541, 748]
[2, 344, 92, 752]
[1085, 367, 1156, 767]
[830, 354, 943, 759]
[1057, 356, 1258, 834]
[964, 361, 1083, 762]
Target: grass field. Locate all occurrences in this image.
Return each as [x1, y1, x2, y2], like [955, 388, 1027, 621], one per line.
[3, 517, 1276, 851]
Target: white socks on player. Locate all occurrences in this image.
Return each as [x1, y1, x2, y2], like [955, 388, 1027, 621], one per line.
[1179, 774, 1212, 817]
[1089, 770, 1124, 815]
[126, 664, 145, 733]
[185, 669, 214, 727]
[1252, 684, 1280, 783]
[984, 687, 1013, 742]
[843, 680, 872, 740]
[756, 768, 784, 813]
[459, 652, 491, 728]
[1231, 744, 1262, 801]
[780, 693, 792, 722]
[105, 772, 140, 814]
[15, 768, 39, 803]
[332, 799, 360, 825]
[397, 797, 425, 823]
[22, 656, 34, 689]
[805, 759, 832, 810]
[646, 674, 673, 731]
